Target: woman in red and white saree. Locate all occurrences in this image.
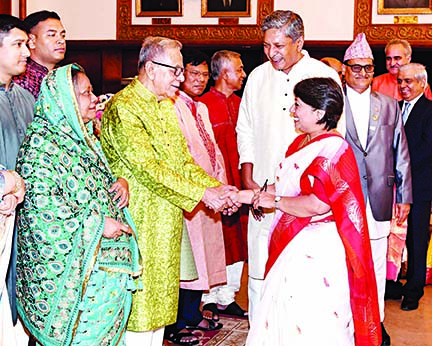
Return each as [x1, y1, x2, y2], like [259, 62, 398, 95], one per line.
[231, 78, 381, 346]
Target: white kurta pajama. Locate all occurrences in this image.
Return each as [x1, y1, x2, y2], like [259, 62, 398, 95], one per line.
[236, 52, 345, 320]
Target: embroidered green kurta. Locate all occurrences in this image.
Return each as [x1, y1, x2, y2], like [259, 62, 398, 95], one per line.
[101, 78, 220, 332]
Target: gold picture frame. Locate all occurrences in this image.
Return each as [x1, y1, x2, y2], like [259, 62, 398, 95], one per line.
[378, 0, 432, 14]
[202, 0, 251, 17]
[136, 0, 183, 17]
[117, 0, 273, 44]
[354, 0, 432, 43]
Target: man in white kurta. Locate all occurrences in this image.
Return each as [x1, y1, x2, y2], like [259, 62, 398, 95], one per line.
[236, 10, 344, 321]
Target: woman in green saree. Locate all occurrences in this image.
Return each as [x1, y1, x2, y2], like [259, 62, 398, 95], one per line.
[15, 63, 141, 345]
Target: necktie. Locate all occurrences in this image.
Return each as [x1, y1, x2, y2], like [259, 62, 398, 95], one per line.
[402, 102, 411, 124]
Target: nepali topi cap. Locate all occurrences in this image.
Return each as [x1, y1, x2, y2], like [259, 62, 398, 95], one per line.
[344, 33, 373, 62]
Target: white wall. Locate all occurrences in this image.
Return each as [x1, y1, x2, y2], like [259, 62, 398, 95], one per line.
[13, 0, 355, 40]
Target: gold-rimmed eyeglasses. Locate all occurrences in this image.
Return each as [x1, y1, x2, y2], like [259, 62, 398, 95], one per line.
[152, 61, 184, 77]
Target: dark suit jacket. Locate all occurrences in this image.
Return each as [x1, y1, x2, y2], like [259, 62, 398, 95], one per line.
[401, 94, 432, 202]
[207, 0, 247, 12]
[345, 89, 412, 225]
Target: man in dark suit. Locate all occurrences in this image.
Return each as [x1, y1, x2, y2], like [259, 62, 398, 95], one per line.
[343, 33, 412, 346]
[394, 63, 432, 311]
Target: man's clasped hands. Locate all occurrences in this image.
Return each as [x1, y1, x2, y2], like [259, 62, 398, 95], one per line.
[202, 184, 271, 218]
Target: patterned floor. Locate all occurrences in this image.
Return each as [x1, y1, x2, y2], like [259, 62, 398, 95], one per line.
[164, 316, 249, 346]
[204, 316, 249, 346]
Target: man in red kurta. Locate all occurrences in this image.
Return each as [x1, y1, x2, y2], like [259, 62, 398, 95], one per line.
[199, 50, 248, 318]
[372, 38, 432, 101]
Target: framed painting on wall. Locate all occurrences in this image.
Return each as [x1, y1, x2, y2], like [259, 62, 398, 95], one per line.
[136, 0, 183, 17]
[378, 0, 432, 14]
[354, 0, 432, 43]
[202, 0, 251, 17]
[117, 0, 272, 44]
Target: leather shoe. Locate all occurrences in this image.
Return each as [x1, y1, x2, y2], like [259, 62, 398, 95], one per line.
[401, 297, 419, 311]
[384, 280, 402, 300]
[381, 322, 391, 346]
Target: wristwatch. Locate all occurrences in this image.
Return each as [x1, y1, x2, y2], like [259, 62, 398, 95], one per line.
[274, 196, 281, 209]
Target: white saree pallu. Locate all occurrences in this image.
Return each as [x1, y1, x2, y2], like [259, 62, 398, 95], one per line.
[246, 221, 354, 346]
[0, 214, 17, 346]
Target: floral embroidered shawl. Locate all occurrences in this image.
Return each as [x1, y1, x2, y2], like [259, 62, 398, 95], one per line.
[15, 64, 141, 345]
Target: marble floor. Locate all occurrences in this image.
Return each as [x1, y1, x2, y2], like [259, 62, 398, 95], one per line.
[235, 264, 432, 346]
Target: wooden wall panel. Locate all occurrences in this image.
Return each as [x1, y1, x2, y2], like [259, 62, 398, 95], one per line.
[0, 0, 12, 14]
[62, 40, 432, 96]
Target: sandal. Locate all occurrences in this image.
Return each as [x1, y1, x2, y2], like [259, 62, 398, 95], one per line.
[165, 331, 199, 346]
[186, 318, 223, 331]
[202, 302, 220, 322]
[218, 301, 248, 318]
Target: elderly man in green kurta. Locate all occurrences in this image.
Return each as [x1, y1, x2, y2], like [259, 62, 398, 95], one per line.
[100, 36, 235, 346]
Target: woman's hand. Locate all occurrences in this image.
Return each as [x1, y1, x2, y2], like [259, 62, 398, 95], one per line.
[103, 216, 132, 239]
[252, 191, 276, 210]
[11, 173, 25, 203]
[0, 195, 19, 216]
[1, 170, 25, 203]
[109, 178, 129, 209]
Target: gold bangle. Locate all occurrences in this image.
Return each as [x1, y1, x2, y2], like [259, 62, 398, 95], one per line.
[10, 171, 22, 194]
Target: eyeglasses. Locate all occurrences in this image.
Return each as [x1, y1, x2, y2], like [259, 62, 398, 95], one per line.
[344, 62, 375, 73]
[186, 69, 210, 79]
[151, 61, 184, 77]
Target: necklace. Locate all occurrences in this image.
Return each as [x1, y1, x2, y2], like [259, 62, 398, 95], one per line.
[298, 134, 311, 149]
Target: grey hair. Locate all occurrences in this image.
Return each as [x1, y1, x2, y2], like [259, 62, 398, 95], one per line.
[399, 63, 428, 89]
[211, 50, 241, 80]
[261, 10, 304, 42]
[138, 36, 182, 71]
[385, 39, 412, 57]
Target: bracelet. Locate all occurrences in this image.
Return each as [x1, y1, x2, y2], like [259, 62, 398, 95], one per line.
[10, 171, 23, 194]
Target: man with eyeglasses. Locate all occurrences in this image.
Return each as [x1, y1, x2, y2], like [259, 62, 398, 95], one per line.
[343, 33, 412, 346]
[101, 37, 237, 346]
[391, 63, 432, 312]
[163, 48, 226, 345]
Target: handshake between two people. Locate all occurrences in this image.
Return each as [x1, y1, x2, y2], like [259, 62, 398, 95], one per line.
[202, 183, 276, 218]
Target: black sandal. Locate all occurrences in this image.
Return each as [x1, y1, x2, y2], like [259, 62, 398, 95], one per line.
[186, 318, 223, 331]
[202, 302, 220, 322]
[218, 302, 248, 318]
[165, 331, 199, 346]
